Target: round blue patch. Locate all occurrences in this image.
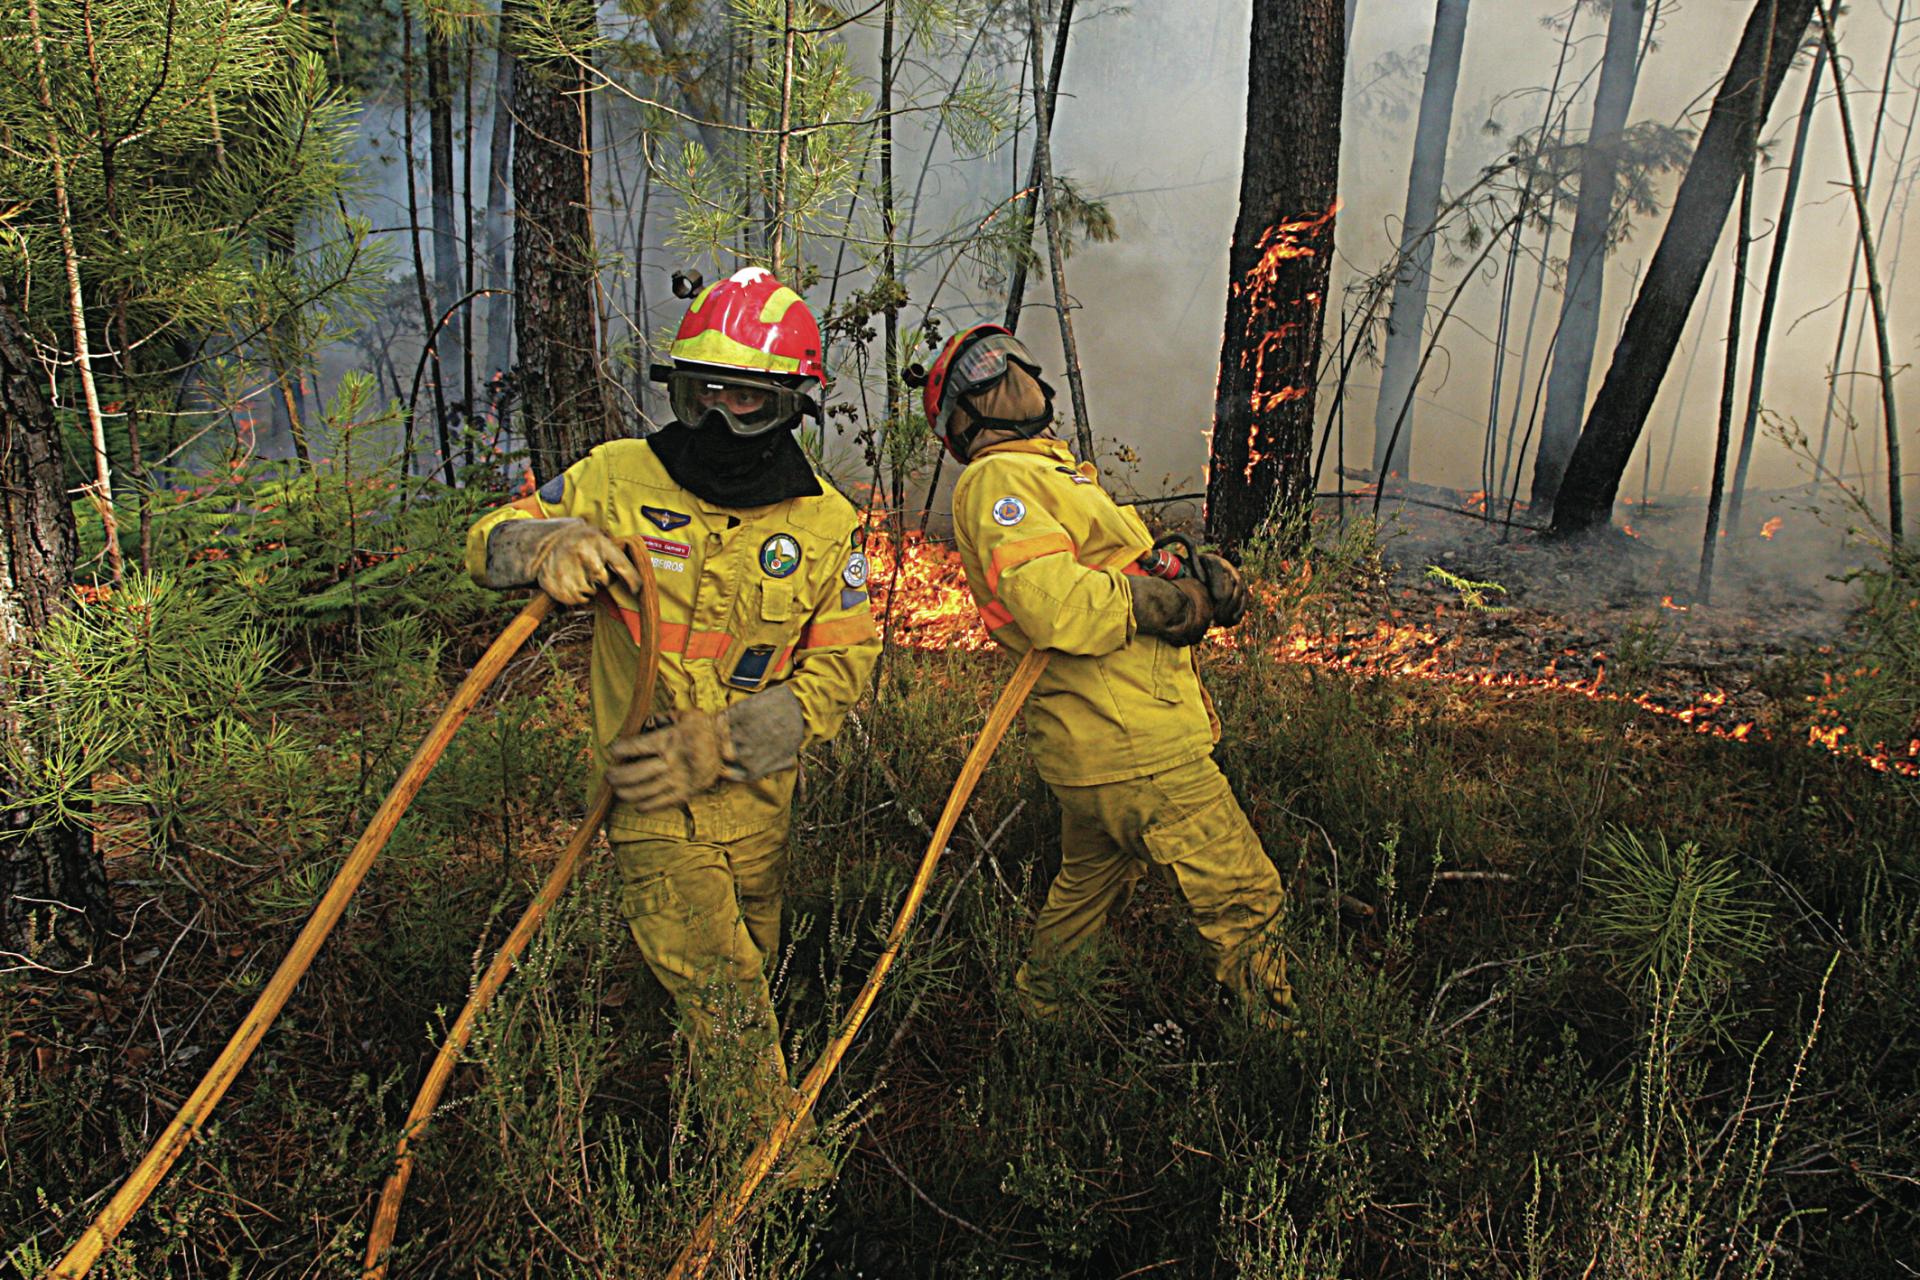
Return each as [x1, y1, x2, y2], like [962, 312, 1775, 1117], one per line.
[760, 533, 802, 578]
[991, 495, 1027, 527]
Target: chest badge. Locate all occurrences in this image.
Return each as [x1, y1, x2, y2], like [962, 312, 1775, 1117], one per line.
[643, 505, 693, 532]
[760, 533, 802, 578]
[1055, 465, 1094, 485]
[843, 551, 870, 589]
[991, 495, 1027, 527]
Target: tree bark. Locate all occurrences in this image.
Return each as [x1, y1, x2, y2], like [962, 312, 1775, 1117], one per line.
[484, 46, 515, 404]
[428, 23, 464, 475]
[1026, 0, 1094, 463]
[0, 293, 109, 965]
[1727, 39, 1824, 533]
[1003, 0, 1075, 334]
[1532, 0, 1648, 514]
[1207, 0, 1345, 552]
[1550, 0, 1816, 537]
[1370, 0, 1469, 483]
[512, 0, 608, 483]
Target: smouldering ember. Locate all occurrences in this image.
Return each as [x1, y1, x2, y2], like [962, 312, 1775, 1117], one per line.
[858, 531, 1918, 777]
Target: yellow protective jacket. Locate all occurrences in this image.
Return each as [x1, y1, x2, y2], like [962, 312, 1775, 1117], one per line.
[951, 438, 1218, 787]
[467, 439, 880, 841]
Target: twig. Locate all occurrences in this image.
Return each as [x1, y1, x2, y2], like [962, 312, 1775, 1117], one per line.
[1424, 945, 1587, 1033]
[860, 1120, 1002, 1245]
[878, 801, 1025, 1066]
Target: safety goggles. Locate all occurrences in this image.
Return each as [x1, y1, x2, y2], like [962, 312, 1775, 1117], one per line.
[657, 368, 815, 437]
[937, 333, 1042, 434]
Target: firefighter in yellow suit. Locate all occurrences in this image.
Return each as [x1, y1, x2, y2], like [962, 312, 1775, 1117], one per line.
[914, 323, 1294, 1027]
[466, 268, 880, 1177]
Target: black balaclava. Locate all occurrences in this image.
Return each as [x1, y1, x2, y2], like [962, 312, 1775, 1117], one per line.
[647, 419, 823, 508]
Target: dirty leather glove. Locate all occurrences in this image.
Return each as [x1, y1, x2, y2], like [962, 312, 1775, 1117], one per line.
[722, 685, 807, 781]
[1195, 553, 1250, 629]
[1130, 575, 1214, 648]
[484, 518, 640, 606]
[604, 687, 807, 812]
[606, 708, 733, 811]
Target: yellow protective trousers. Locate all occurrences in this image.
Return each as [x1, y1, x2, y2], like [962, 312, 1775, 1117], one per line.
[610, 823, 804, 1136]
[1015, 756, 1294, 1025]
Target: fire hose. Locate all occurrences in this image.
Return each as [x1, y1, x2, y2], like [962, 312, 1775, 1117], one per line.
[664, 646, 1052, 1280]
[361, 545, 661, 1279]
[49, 591, 562, 1279]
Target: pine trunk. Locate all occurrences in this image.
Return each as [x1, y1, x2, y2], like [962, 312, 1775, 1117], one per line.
[1207, 0, 1344, 551]
[1550, 0, 1816, 537]
[1532, 0, 1647, 515]
[428, 26, 464, 447]
[1369, 0, 1469, 483]
[0, 293, 109, 964]
[485, 47, 515, 400]
[511, 3, 606, 482]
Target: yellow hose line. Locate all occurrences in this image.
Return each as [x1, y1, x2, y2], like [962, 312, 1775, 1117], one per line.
[363, 550, 660, 1280]
[48, 592, 559, 1280]
[666, 647, 1052, 1280]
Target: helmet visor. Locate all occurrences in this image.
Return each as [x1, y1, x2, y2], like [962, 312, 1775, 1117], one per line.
[666, 370, 812, 437]
[936, 334, 1041, 435]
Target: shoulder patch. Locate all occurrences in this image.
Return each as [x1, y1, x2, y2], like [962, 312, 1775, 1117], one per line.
[642, 505, 693, 531]
[537, 473, 567, 505]
[842, 551, 870, 588]
[991, 495, 1027, 527]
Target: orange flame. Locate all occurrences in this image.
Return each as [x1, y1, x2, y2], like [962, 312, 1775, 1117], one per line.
[1760, 516, 1784, 540]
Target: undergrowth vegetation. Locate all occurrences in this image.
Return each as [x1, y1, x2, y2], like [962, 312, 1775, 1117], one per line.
[3, 477, 1918, 1277]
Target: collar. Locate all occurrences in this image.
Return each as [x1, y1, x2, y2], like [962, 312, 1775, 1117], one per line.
[971, 437, 1075, 465]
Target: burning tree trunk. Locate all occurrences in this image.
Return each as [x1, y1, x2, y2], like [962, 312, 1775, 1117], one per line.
[1532, 0, 1647, 515]
[1207, 0, 1344, 552]
[1369, 0, 1468, 483]
[1550, 0, 1815, 537]
[511, 0, 608, 483]
[0, 292, 109, 965]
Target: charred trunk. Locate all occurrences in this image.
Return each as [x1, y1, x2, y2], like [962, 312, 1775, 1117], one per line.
[1207, 0, 1345, 552]
[1550, 0, 1815, 537]
[511, 1, 607, 483]
[0, 293, 109, 965]
[428, 24, 464, 472]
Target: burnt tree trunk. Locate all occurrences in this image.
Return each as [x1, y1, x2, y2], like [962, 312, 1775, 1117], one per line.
[1551, 0, 1815, 537]
[0, 293, 109, 965]
[1207, 0, 1345, 552]
[512, 1, 607, 483]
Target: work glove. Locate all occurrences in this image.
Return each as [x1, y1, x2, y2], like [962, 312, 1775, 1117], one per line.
[606, 686, 807, 812]
[1148, 533, 1249, 631]
[483, 517, 640, 606]
[1195, 553, 1250, 629]
[1130, 575, 1214, 648]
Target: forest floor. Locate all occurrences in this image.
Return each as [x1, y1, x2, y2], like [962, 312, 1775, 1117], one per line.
[4, 509, 1918, 1278]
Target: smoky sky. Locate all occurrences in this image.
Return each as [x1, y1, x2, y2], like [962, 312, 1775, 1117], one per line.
[325, 0, 1916, 530]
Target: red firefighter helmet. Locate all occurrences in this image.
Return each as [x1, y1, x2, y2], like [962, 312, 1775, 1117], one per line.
[651, 267, 826, 436]
[918, 323, 1052, 461]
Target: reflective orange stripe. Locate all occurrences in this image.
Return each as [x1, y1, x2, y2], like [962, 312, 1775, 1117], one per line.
[799, 614, 879, 649]
[610, 610, 732, 660]
[985, 532, 1075, 592]
[979, 600, 1014, 630]
[508, 496, 544, 515]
